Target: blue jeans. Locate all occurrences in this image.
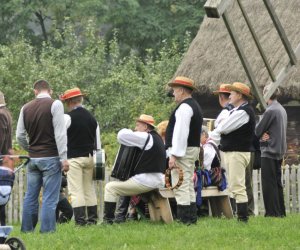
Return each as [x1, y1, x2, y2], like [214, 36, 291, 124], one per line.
[21, 157, 62, 233]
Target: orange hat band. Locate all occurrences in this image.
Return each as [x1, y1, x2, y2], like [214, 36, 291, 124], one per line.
[173, 79, 193, 87]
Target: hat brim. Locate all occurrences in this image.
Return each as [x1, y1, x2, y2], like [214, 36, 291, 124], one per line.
[212, 90, 231, 95]
[136, 119, 156, 128]
[227, 86, 253, 99]
[60, 93, 85, 101]
[168, 82, 197, 90]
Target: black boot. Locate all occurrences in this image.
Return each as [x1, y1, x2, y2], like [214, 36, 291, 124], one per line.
[230, 198, 237, 216]
[176, 205, 190, 224]
[189, 202, 198, 224]
[103, 202, 116, 224]
[87, 206, 98, 225]
[73, 206, 87, 226]
[237, 202, 248, 223]
[114, 196, 130, 223]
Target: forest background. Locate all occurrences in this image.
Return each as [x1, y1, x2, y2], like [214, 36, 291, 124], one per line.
[0, 0, 206, 164]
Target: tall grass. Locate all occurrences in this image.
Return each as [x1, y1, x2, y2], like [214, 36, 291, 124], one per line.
[8, 215, 300, 250]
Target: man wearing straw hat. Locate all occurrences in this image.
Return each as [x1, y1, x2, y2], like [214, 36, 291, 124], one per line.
[210, 82, 255, 222]
[212, 83, 255, 216]
[103, 114, 166, 224]
[165, 76, 203, 224]
[16, 80, 69, 233]
[60, 87, 100, 226]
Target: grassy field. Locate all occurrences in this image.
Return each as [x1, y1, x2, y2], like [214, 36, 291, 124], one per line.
[7, 215, 300, 250]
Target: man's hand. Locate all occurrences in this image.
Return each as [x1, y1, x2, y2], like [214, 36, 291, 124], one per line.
[168, 155, 177, 169]
[61, 159, 69, 172]
[261, 132, 270, 141]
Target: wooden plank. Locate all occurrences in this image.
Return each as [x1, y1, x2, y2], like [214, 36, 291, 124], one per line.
[222, 11, 267, 110]
[253, 170, 259, 215]
[263, 0, 297, 65]
[284, 168, 290, 213]
[291, 167, 297, 213]
[258, 169, 265, 215]
[204, 0, 234, 18]
[19, 170, 24, 222]
[264, 43, 300, 101]
[297, 166, 300, 213]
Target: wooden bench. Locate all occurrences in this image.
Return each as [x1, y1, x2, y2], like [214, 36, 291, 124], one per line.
[145, 186, 233, 223]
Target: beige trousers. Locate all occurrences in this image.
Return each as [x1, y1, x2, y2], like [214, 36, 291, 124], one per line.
[172, 147, 200, 205]
[104, 178, 154, 203]
[223, 151, 251, 203]
[67, 156, 97, 208]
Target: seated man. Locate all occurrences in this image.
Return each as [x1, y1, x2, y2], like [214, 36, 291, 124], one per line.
[103, 114, 166, 224]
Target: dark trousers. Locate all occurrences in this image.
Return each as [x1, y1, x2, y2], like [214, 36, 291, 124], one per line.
[245, 152, 254, 215]
[261, 157, 286, 217]
[0, 205, 6, 226]
[56, 194, 73, 223]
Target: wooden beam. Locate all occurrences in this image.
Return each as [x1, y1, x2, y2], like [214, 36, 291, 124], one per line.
[222, 11, 267, 110]
[204, 0, 234, 18]
[264, 43, 300, 101]
[237, 0, 276, 82]
[263, 0, 298, 66]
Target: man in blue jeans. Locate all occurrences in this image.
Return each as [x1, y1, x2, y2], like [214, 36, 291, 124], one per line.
[16, 80, 69, 233]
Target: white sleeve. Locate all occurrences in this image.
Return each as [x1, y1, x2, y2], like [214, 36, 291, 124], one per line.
[169, 103, 193, 157]
[117, 129, 153, 150]
[96, 123, 101, 150]
[203, 144, 216, 170]
[214, 109, 230, 128]
[64, 114, 71, 129]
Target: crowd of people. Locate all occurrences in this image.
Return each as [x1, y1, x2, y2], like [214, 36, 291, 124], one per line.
[0, 76, 287, 232]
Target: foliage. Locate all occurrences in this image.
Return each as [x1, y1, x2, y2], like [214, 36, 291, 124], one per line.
[0, 22, 185, 162]
[9, 215, 300, 249]
[0, 0, 205, 55]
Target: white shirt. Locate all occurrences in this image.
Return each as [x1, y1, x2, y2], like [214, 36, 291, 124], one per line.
[169, 103, 194, 157]
[117, 128, 164, 188]
[202, 140, 217, 170]
[209, 104, 250, 145]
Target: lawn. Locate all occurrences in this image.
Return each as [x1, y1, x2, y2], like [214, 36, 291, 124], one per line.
[8, 215, 300, 250]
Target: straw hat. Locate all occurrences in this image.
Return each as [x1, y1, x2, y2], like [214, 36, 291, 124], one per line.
[213, 83, 231, 94]
[60, 88, 85, 101]
[136, 114, 155, 127]
[227, 82, 253, 99]
[157, 120, 169, 137]
[0, 91, 6, 106]
[168, 76, 196, 90]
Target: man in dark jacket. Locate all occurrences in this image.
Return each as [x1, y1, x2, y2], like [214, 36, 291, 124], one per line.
[255, 86, 287, 217]
[103, 114, 166, 224]
[60, 87, 100, 226]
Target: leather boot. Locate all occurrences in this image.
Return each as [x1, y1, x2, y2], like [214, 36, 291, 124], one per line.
[189, 202, 198, 224]
[73, 206, 87, 226]
[230, 198, 236, 216]
[87, 206, 98, 225]
[176, 205, 190, 224]
[237, 202, 248, 223]
[114, 196, 130, 223]
[103, 202, 116, 224]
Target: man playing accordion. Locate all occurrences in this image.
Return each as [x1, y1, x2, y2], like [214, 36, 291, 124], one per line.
[103, 114, 166, 224]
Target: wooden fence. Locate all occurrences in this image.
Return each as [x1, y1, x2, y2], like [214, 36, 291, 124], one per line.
[5, 165, 300, 224]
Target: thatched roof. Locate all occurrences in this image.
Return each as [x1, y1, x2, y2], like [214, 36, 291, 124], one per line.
[174, 0, 300, 101]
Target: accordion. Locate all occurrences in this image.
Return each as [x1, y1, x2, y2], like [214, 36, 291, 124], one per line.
[111, 145, 142, 181]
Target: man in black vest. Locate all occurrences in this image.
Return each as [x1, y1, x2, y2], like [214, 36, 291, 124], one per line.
[210, 82, 255, 222]
[60, 87, 100, 226]
[16, 80, 69, 233]
[103, 114, 166, 224]
[165, 76, 203, 224]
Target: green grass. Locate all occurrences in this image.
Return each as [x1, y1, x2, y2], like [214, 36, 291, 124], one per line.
[8, 215, 300, 250]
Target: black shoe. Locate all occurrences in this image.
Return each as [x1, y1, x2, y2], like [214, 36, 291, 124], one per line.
[114, 196, 130, 223]
[87, 206, 98, 225]
[190, 202, 198, 224]
[103, 202, 116, 224]
[237, 202, 248, 223]
[73, 206, 87, 226]
[230, 198, 237, 216]
[177, 205, 190, 224]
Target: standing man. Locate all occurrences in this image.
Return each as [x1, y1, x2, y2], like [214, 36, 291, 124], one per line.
[209, 82, 255, 222]
[255, 86, 287, 217]
[16, 80, 69, 233]
[165, 76, 203, 224]
[103, 114, 166, 224]
[0, 91, 12, 155]
[60, 87, 99, 226]
[212, 84, 255, 216]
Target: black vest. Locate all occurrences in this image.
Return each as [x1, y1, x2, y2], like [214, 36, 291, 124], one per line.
[165, 98, 203, 148]
[220, 103, 255, 152]
[134, 130, 166, 175]
[67, 107, 97, 158]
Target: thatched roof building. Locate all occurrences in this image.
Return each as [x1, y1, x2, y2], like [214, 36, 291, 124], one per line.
[174, 0, 300, 103]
